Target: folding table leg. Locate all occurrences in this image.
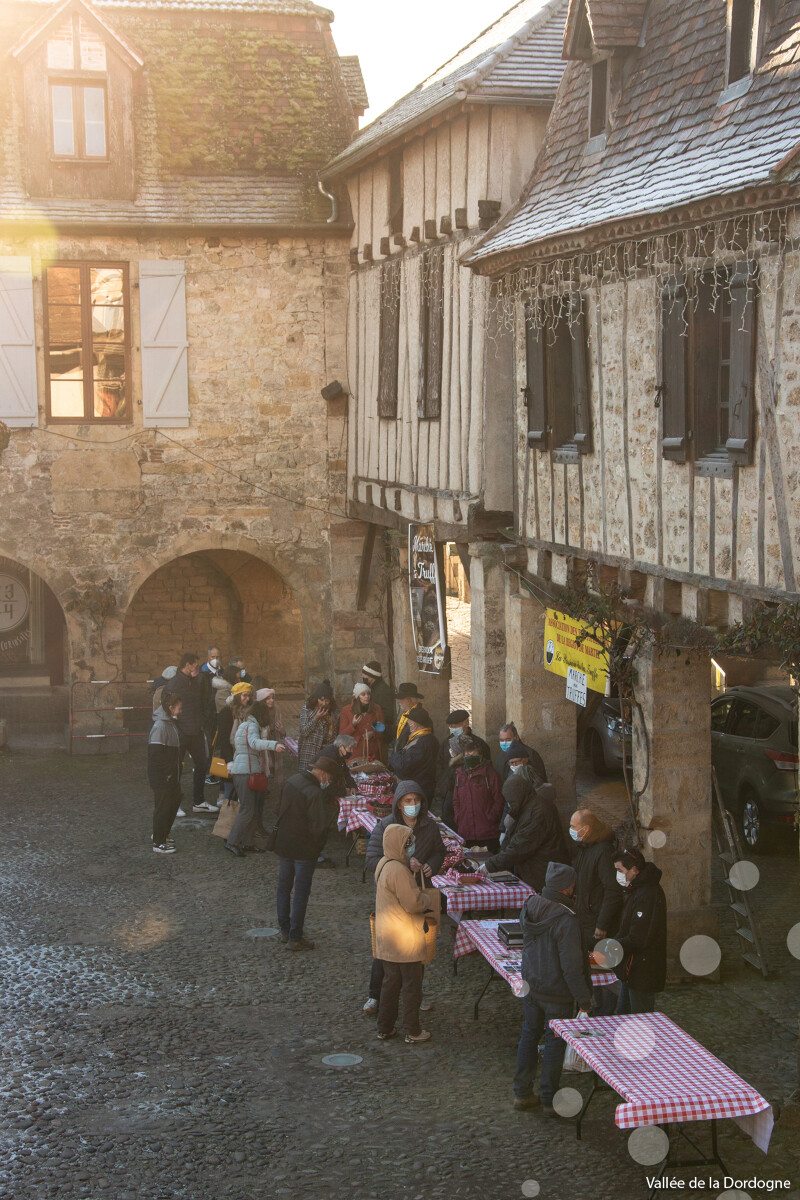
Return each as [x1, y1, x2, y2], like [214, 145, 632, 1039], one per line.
[575, 1071, 600, 1141]
[344, 833, 358, 867]
[473, 966, 498, 1020]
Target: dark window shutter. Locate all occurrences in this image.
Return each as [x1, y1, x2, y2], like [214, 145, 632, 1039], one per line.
[570, 293, 591, 453]
[661, 275, 688, 462]
[378, 259, 400, 418]
[548, 314, 574, 448]
[726, 261, 757, 465]
[693, 271, 722, 458]
[418, 247, 444, 419]
[524, 301, 548, 449]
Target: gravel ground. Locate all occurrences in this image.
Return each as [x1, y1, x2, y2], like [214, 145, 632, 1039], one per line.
[0, 749, 798, 1200]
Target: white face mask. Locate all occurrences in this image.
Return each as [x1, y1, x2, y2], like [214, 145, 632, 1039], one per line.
[569, 827, 581, 842]
[209, 658, 220, 669]
[240, 668, 247, 678]
[509, 763, 524, 774]
[616, 870, 629, 888]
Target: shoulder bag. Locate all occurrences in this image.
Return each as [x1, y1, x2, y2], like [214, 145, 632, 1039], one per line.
[246, 726, 268, 792]
[208, 731, 230, 780]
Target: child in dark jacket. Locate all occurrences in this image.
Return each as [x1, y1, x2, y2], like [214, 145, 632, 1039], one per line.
[148, 693, 183, 854]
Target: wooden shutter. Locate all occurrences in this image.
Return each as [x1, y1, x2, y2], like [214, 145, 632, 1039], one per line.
[524, 301, 548, 449]
[0, 256, 38, 427]
[693, 271, 721, 459]
[140, 260, 189, 427]
[570, 294, 591, 453]
[378, 259, 400, 418]
[548, 314, 574, 448]
[418, 247, 444, 419]
[661, 275, 688, 462]
[726, 261, 756, 465]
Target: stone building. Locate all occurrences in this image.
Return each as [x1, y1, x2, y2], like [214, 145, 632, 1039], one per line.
[0, 0, 385, 747]
[321, 0, 569, 731]
[466, 0, 800, 951]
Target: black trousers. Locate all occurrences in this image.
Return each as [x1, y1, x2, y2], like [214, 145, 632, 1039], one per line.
[179, 731, 208, 805]
[377, 961, 424, 1036]
[152, 780, 182, 844]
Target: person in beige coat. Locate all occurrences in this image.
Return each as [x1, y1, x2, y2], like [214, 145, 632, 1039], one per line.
[374, 823, 439, 1044]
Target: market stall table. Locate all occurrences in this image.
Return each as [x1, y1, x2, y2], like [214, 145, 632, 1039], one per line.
[550, 1012, 773, 1194]
[336, 798, 463, 878]
[458, 919, 616, 1018]
[433, 876, 534, 961]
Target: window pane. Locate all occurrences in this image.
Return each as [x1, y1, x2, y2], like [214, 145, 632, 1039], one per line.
[83, 87, 106, 157]
[755, 710, 780, 740]
[90, 268, 123, 307]
[49, 379, 85, 419]
[47, 20, 74, 69]
[47, 266, 81, 305]
[48, 304, 83, 343]
[51, 86, 75, 156]
[711, 699, 732, 733]
[730, 701, 760, 738]
[93, 381, 127, 420]
[80, 21, 107, 71]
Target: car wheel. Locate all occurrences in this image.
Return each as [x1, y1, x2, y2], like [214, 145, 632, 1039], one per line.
[588, 730, 609, 777]
[738, 789, 763, 851]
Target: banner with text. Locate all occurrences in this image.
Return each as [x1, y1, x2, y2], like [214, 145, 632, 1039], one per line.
[543, 608, 609, 696]
[408, 524, 449, 676]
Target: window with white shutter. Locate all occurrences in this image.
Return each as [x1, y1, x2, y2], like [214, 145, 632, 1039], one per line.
[139, 260, 189, 428]
[0, 256, 39, 427]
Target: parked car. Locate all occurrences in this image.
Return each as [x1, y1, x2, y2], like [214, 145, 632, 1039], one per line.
[710, 684, 799, 850]
[584, 699, 632, 775]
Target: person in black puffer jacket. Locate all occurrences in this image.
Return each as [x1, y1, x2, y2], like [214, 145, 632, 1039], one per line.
[273, 757, 339, 950]
[480, 774, 570, 892]
[569, 808, 624, 1013]
[613, 847, 667, 1014]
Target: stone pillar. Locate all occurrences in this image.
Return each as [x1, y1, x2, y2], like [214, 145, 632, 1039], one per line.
[65, 603, 128, 755]
[505, 575, 577, 802]
[634, 642, 717, 976]
[468, 541, 510, 748]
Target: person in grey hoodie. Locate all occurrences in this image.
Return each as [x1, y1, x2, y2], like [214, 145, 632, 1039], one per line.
[514, 862, 593, 1114]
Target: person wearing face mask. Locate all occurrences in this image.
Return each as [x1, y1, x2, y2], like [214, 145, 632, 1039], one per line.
[148, 692, 183, 854]
[170, 652, 216, 815]
[612, 847, 667, 1015]
[387, 706, 440, 802]
[479, 772, 569, 892]
[363, 780, 446, 1014]
[272, 755, 339, 950]
[494, 724, 548, 786]
[451, 738, 504, 852]
[374, 823, 440, 1044]
[569, 808, 623, 1014]
[338, 683, 384, 762]
[514, 862, 593, 1114]
[229, 656, 251, 684]
[435, 709, 490, 828]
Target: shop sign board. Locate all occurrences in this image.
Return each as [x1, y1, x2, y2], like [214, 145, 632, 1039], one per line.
[544, 608, 608, 696]
[408, 524, 449, 676]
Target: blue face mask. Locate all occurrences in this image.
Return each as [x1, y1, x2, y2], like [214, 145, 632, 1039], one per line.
[499, 741, 512, 752]
[240, 669, 246, 678]
[403, 802, 421, 818]
[405, 840, 416, 859]
[569, 827, 581, 842]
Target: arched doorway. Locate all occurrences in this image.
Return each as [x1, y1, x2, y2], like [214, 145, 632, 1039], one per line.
[122, 550, 306, 691]
[0, 556, 69, 748]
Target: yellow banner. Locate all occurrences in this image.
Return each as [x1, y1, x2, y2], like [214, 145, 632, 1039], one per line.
[543, 609, 609, 695]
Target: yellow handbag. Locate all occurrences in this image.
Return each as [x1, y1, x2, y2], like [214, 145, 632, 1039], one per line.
[208, 733, 230, 780]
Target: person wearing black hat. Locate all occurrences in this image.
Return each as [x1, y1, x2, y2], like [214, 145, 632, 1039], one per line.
[360, 661, 396, 741]
[393, 683, 425, 751]
[387, 705, 439, 801]
[272, 755, 339, 950]
[494, 722, 548, 786]
[435, 709, 490, 829]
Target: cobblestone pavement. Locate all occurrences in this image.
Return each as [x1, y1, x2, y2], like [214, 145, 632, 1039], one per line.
[446, 595, 472, 714]
[1, 751, 799, 1200]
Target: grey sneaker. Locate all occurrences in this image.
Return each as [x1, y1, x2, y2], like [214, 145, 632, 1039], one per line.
[362, 998, 378, 1015]
[152, 843, 176, 855]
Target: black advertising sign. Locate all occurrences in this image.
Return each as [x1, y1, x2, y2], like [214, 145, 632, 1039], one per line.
[408, 524, 449, 676]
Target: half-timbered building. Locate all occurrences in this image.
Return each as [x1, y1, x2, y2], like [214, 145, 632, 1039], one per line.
[467, 0, 800, 951]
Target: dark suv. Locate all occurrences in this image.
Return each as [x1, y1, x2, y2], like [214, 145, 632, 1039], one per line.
[710, 684, 799, 850]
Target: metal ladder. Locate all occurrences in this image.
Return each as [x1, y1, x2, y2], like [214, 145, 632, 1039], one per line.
[712, 768, 770, 978]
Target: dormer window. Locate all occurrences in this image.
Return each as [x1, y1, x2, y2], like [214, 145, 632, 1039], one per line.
[726, 0, 774, 86]
[589, 59, 608, 138]
[46, 15, 108, 160]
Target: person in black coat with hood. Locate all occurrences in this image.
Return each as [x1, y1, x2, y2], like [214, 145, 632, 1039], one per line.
[612, 847, 667, 1014]
[479, 774, 570, 892]
[273, 756, 338, 950]
[387, 706, 439, 802]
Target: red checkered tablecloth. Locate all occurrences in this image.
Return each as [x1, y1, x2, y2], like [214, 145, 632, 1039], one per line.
[456, 920, 615, 990]
[336, 802, 464, 852]
[549, 1012, 773, 1150]
[434, 876, 533, 926]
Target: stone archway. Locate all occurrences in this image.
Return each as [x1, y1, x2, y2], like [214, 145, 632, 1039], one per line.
[121, 549, 306, 690]
[0, 554, 69, 748]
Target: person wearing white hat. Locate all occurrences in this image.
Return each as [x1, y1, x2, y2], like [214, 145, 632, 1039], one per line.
[360, 661, 395, 735]
[338, 682, 385, 762]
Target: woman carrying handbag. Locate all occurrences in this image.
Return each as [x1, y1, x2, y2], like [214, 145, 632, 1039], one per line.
[227, 698, 286, 858]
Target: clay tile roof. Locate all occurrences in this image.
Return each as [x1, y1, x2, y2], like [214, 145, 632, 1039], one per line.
[324, 0, 569, 177]
[20, 0, 334, 15]
[467, 0, 800, 270]
[339, 55, 369, 114]
[586, 0, 647, 47]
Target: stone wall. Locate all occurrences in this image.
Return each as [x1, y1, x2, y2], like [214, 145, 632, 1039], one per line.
[0, 230, 387, 745]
